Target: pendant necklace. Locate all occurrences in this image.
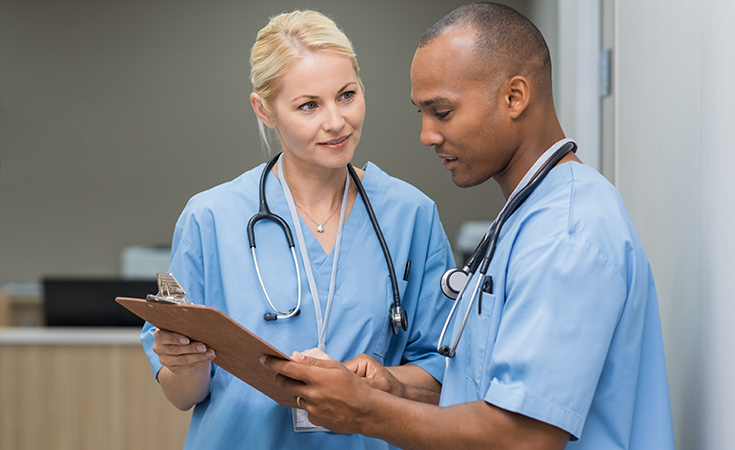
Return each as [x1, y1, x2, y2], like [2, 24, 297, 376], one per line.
[294, 198, 342, 233]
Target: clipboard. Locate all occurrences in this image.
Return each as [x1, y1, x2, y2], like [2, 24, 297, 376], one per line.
[116, 297, 297, 409]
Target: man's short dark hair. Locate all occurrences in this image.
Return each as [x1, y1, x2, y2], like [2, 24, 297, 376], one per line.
[420, 2, 552, 96]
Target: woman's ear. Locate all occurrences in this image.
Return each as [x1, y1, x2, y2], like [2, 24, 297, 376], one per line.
[250, 93, 277, 129]
[505, 76, 531, 120]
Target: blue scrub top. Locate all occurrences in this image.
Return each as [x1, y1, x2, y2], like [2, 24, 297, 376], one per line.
[141, 162, 455, 450]
[440, 160, 674, 449]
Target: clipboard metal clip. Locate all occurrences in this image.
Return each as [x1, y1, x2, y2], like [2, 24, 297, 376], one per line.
[146, 273, 192, 305]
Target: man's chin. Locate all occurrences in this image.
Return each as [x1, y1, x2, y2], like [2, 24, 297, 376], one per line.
[451, 172, 484, 189]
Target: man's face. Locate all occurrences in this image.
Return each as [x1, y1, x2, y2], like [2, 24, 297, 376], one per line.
[410, 28, 515, 188]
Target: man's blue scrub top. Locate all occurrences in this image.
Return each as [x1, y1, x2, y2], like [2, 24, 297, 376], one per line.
[440, 160, 674, 449]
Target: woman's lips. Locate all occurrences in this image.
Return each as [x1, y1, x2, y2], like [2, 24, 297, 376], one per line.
[319, 135, 350, 149]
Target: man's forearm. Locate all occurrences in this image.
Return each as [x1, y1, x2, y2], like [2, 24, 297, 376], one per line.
[358, 394, 569, 450]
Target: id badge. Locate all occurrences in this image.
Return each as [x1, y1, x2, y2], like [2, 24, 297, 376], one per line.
[292, 408, 330, 433]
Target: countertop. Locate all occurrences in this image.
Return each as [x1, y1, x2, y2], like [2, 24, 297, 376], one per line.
[0, 327, 142, 345]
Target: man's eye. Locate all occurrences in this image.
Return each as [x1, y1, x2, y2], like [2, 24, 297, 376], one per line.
[436, 111, 450, 119]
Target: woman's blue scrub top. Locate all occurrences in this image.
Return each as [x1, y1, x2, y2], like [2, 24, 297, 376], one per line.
[141, 162, 454, 450]
[440, 161, 674, 449]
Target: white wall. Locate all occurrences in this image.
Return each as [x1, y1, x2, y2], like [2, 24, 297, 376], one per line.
[616, 1, 735, 448]
[554, 0, 602, 171]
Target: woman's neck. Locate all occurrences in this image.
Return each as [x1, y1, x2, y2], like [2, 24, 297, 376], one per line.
[274, 153, 349, 213]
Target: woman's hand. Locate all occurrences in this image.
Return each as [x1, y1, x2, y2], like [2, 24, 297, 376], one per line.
[152, 329, 215, 410]
[344, 353, 407, 398]
[345, 354, 441, 405]
[152, 329, 215, 375]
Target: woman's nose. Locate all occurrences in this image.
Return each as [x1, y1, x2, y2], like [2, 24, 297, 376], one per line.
[323, 104, 346, 132]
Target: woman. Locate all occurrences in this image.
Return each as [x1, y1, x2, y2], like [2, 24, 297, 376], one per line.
[140, 10, 454, 449]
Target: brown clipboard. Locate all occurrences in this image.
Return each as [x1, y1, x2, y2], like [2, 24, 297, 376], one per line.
[116, 297, 297, 408]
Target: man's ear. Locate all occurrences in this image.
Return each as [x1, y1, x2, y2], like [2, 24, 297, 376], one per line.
[504, 76, 531, 119]
[250, 93, 277, 129]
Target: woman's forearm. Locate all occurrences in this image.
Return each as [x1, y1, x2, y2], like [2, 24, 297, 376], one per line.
[158, 365, 211, 411]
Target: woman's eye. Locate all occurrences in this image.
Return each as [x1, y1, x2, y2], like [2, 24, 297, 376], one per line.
[299, 101, 317, 111]
[340, 91, 356, 101]
[436, 111, 450, 119]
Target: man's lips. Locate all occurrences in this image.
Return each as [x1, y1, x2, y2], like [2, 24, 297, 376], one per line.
[437, 153, 458, 170]
[436, 152, 457, 162]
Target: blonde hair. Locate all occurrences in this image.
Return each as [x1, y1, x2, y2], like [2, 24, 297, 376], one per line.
[250, 10, 362, 153]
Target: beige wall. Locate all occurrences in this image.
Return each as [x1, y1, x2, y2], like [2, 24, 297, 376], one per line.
[1, 0, 545, 283]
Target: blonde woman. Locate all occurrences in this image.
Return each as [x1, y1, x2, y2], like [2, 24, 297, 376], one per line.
[141, 10, 454, 449]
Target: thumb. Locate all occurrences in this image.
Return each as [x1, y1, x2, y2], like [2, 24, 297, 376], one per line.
[300, 347, 336, 362]
[292, 351, 342, 369]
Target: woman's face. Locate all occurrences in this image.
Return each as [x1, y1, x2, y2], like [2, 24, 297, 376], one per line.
[266, 51, 365, 171]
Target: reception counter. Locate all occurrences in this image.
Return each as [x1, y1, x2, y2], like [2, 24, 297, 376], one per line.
[0, 327, 191, 450]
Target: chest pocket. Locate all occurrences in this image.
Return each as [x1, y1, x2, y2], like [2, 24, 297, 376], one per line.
[464, 278, 504, 392]
[371, 276, 408, 362]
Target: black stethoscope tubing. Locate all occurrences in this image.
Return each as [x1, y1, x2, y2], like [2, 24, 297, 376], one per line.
[247, 153, 407, 334]
[438, 141, 577, 357]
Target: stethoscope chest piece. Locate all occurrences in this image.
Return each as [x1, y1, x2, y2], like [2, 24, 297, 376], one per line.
[440, 268, 468, 300]
[390, 304, 408, 335]
[251, 153, 408, 335]
[437, 141, 577, 358]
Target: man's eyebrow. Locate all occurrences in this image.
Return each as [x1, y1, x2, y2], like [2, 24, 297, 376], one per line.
[410, 96, 453, 108]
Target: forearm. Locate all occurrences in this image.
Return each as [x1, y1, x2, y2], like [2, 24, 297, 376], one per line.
[360, 395, 569, 450]
[386, 364, 441, 404]
[263, 353, 570, 449]
[157, 365, 211, 411]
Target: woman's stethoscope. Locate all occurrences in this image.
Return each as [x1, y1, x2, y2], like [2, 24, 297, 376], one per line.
[247, 152, 408, 335]
[437, 141, 577, 358]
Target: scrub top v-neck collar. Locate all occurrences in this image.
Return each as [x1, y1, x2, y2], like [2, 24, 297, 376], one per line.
[268, 163, 374, 278]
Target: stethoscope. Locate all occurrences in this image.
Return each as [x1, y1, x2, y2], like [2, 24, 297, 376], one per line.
[437, 141, 577, 358]
[247, 152, 408, 335]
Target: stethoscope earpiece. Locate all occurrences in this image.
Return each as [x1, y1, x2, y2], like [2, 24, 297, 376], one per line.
[263, 308, 301, 322]
[438, 345, 452, 357]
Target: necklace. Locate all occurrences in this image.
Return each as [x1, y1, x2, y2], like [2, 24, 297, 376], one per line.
[294, 197, 343, 233]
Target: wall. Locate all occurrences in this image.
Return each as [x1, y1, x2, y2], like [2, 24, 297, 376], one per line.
[616, 0, 735, 448]
[0, 0, 542, 284]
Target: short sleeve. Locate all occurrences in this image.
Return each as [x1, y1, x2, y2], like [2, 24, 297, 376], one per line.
[139, 210, 207, 380]
[404, 211, 455, 381]
[484, 235, 626, 438]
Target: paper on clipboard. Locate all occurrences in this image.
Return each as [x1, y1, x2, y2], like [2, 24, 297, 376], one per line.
[116, 296, 297, 409]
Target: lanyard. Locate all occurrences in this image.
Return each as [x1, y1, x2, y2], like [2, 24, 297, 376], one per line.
[275, 156, 349, 352]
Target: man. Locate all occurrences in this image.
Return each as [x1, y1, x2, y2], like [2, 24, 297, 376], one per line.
[263, 3, 675, 449]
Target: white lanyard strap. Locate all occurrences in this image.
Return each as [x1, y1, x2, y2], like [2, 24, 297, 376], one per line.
[276, 156, 349, 352]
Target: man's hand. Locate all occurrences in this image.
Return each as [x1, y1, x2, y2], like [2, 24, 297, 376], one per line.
[261, 351, 377, 435]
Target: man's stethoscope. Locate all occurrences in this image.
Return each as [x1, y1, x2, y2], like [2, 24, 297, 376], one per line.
[247, 152, 408, 338]
[437, 141, 577, 358]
